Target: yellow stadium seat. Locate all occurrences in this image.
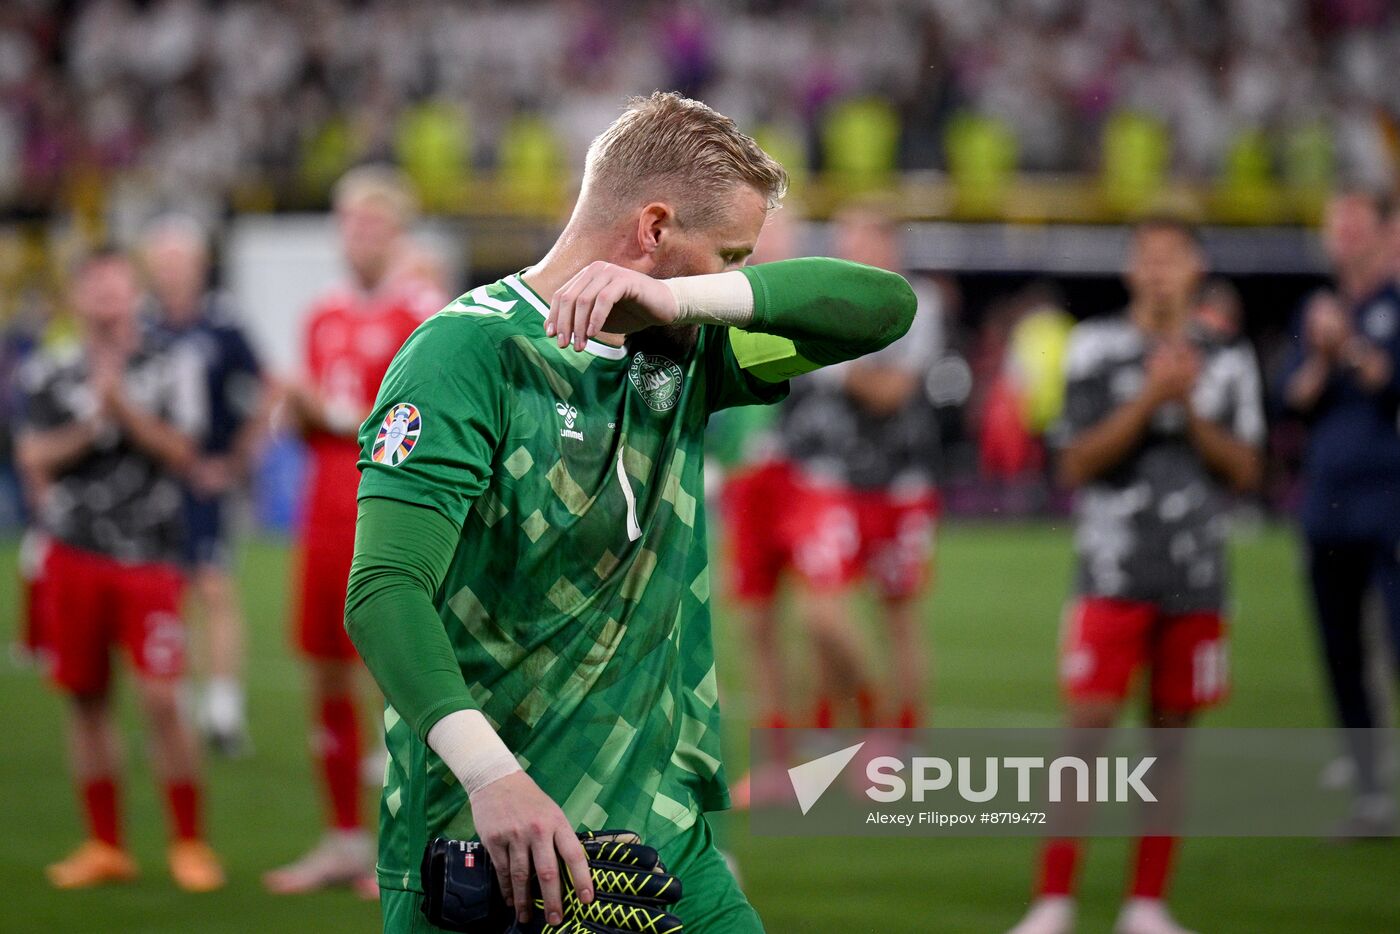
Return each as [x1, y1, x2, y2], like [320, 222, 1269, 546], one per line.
[498, 114, 567, 214]
[822, 97, 900, 194]
[394, 100, 471, 213]
[1100, 110, 1169, 217]
[944, 111, 1017, 218]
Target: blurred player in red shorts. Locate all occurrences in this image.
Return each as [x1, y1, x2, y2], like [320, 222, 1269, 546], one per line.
[265, 167, 442, 894]
[1008, 219, 1263, 934]
[16, 248, 222, 892]
[780, 203, 944, 732]
[730, 204, 943, 809]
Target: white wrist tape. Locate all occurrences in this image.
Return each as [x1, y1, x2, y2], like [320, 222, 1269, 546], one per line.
[663, 270, 754, 328]
[427, 709, 522, 796]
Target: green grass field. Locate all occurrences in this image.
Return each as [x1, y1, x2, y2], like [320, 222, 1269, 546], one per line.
[2, 522, 1398, 933]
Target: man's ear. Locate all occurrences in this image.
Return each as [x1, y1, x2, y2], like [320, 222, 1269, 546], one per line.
[636, 202, 676, 259]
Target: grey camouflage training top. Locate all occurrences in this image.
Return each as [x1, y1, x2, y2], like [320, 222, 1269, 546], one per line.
[1060, 314, 1264, 613]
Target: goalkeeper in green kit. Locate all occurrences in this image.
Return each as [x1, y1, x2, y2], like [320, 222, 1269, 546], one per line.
[347, 92, 915, 933]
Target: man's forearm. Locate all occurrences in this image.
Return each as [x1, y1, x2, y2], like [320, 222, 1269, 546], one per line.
[1060, 394, 1158, 487]
[1187, 414, 1262, 492]
[1284, 354, 1332, 413]
[667, 258, 916, 368]
[347, 496, 524, 793]
[1343, 339, 1396, 396]
[228, 379, 274, 474]
[17, 423, 99, 479]
[109, 397, 196, 472]
[286, 383, 363, 438]
[345, 497, 477, 738]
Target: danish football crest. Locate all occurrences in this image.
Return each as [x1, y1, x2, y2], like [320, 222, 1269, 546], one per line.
[372, 402, 422, 467]
[628, 353, 683, 412]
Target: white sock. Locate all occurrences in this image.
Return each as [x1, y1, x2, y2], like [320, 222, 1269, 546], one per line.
[204, 677, 246, 732]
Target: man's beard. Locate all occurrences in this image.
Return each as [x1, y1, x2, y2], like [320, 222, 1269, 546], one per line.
[629, 323, 700, 359]
[627, 252, 701, 359]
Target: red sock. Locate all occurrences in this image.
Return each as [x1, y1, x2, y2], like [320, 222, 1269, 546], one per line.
[1130, 835, 1177, 899]
[165, 781, 201, 842]
[759, 712, 793, 763]
[855, 688, 880, 728]
[82, 778, 121, 847]
[1038, 839, 1081, 896]
[319, 696, 362, 830]
[896, 702, 922, 729]
[813, 696, 835, 729]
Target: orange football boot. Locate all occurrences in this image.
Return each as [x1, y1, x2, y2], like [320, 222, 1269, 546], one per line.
[168, 841, 226, 892]
[46, 841, 139, 889]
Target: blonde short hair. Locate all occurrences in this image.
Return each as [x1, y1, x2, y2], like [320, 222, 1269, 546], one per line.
[333, 164, 417, 225]
[581, 92, 788, 228]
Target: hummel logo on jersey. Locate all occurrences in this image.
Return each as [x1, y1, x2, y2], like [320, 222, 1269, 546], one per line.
[556, 402, 583, 441]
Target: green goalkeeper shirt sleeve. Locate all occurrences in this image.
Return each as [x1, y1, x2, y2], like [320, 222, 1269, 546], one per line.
[344, 495, 474, 741]
[733, 257, 917, 380]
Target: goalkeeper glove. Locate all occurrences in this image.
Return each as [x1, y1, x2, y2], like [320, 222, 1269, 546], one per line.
[421, 829, 683, 934]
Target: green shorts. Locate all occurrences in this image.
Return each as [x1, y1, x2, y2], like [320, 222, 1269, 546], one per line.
[381, 815, 763, 933]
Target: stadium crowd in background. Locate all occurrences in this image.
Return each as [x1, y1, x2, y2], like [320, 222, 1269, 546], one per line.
[0, 0, 1398, 223]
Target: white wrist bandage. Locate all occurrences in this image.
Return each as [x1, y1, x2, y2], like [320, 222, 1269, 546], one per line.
[426, 709, 522, 796]
[663, 270, 755, 328]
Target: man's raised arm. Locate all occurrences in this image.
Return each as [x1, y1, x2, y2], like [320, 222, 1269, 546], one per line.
[545, 257, 916, 374]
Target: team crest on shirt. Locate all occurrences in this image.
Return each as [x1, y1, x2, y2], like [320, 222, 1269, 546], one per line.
[372, 402, 422, 467]
[628, 353, 683, 412]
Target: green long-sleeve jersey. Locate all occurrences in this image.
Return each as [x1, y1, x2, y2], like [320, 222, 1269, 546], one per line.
[350, 260, 913, 892]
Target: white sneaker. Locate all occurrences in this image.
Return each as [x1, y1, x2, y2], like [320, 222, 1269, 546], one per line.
[263, 830, 375, 894]
[1007, 896, 1074, 934]
[1115, 898, 1196, 934]
[1319, 751, 1400, 791]
[1331, 792, 1398, 839]
[200, 678, 251, 758]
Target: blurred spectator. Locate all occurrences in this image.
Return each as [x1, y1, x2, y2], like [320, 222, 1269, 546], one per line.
[1279, 190, 1400, 834]
[141, 214, 266, 760]
[0, 0, 1397, 218]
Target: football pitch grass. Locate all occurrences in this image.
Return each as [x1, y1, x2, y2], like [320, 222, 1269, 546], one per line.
[3, 522, 1399, 933]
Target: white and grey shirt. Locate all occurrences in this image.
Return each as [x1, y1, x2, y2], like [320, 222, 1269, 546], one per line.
[1060, 314, 1265, 613]
[779, 279, 944, 493]
[17, 337, 206, 565]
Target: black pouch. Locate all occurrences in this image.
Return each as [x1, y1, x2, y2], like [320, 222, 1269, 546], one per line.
[420, 837, 515, 933]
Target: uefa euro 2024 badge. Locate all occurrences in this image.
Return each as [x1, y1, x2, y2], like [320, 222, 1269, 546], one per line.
[628, 352, 683, 412]
[372, 402, 421, 467]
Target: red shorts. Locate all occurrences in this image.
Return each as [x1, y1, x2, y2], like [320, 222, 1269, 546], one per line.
[722, 461, 802, 602]
[41, 540, 186, 695]
[789, 483, 940, 601]
[1060, 597, 1229, 712]
[294, 516, 359, 661]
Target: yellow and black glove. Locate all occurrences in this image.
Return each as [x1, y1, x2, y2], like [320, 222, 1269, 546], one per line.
[526, 829, 683, 934]
[421, 830, 683, 934]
